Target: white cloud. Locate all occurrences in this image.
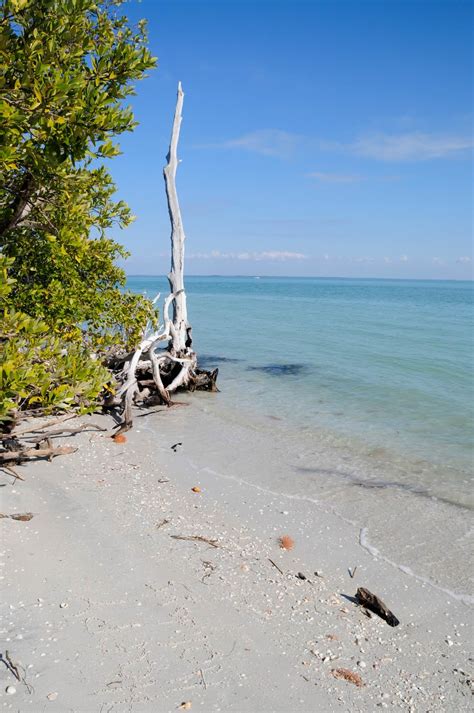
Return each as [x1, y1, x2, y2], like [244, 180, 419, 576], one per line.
[432, 257, 444, 265]
[326, 132, 473, 161]
[187, 250, 307, 261]
[204, 129, 301, 158]
[307, 171, 363, 183]
[353, 256, 375, 264]
[350, 255, 409, 265]
[456, 256, 472, 264]
[201, 127, 472, 163]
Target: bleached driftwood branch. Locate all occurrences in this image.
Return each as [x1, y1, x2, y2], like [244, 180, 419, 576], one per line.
[163, 81, 194, 358]
[113, 82, 218, 431]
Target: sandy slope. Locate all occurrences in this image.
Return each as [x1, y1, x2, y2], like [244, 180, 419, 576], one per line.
[1, 405, 472, 712]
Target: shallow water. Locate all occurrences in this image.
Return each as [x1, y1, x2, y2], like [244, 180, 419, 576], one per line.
[128, 275, 473, 507]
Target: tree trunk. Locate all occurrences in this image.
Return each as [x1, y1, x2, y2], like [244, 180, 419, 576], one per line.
[0, 174, 35, 238]
[112, 82, 219, 431]
[163, 81, 193, 357]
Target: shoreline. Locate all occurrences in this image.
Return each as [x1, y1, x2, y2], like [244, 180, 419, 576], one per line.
[174, 394, 473, 599]
[1, 405, 472, 711]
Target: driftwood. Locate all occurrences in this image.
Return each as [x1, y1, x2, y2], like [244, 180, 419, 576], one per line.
[9, 413, 78, 437]
[0, 513, 34, 521]
[0, 445, 76, 464]
[356, 587, 400, 627]
[164, 82, 192, 359]
[112, 83, 218, 431]
[23, 423, 106, 443]
[0, 417, 100, 477]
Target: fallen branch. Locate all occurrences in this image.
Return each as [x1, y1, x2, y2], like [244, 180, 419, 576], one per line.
[0, 445, 77, 464]
[10, 413, 78, 437]
[24, 423, 106, 443]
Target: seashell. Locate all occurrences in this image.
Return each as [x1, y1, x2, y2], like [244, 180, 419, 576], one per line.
[191, 486, 201, 493]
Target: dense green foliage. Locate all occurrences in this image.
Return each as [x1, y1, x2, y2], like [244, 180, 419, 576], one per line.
[0, 0, 157, 422]
[1, 255, 111, 421]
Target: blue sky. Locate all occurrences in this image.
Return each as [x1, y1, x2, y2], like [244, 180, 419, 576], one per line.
[112, 0, 473, 279]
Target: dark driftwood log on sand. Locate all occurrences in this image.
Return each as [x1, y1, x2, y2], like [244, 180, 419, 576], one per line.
[356, 587, 400, 627]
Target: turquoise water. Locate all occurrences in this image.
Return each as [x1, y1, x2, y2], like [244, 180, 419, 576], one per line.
[127, 276, 473, 506]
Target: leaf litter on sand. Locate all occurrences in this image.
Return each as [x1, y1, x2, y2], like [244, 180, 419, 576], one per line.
[331, 668, 364, 687]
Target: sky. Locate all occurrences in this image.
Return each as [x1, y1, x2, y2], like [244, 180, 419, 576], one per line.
[111, 0, 473, 279]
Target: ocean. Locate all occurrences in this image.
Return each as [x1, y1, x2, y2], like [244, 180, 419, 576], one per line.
[127, 275, 473, 596]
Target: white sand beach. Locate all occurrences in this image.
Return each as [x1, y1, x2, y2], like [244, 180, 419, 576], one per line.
[1, 402, 472, 712]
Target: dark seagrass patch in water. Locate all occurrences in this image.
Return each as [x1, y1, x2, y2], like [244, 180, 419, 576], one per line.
[248, 363, 308, 377]
[198, 354, 243, 367]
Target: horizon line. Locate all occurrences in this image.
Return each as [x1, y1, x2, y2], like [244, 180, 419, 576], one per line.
[125, 273, 473, 283]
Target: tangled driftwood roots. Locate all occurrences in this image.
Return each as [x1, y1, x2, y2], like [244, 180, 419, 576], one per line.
[104, 290, 218, 433]
[106, 331, 219, 433]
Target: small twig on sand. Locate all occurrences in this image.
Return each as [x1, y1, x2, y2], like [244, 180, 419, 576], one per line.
[0, 512, 34, 521]
[0, 651, 20, 681]
[348, 566, 357, 579]
[1, 650, 32, 692]
[1, 465, 25, 482]
[171, 535, 219, 548]
[268, 558, 284, 575]
[199, 668, 207, 689]
[156, 518, 171, 530]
